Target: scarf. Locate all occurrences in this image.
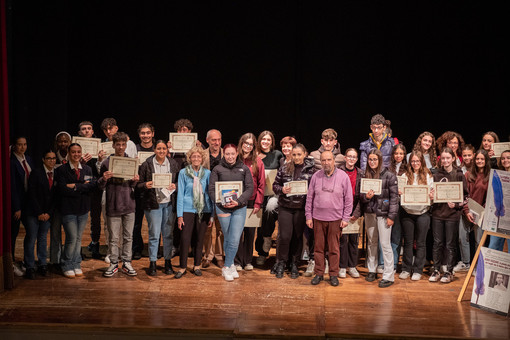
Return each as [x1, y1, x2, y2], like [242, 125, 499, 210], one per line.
[185, 165, 206, 217]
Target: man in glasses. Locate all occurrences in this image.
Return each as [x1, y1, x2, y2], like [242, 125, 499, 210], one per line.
[359, 114, 395, 171]
[305, 151, 353, 287]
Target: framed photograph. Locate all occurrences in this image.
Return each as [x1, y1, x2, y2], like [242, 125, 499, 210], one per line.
[264, 169, 278, 196]
[168, 132, 197, 153]
[152, 173, 172, 189]
[101, 141, 115, 156]
[215, 181, 243, 204]
[360, 178, 382, 195]
[244, 208, 263, 227]
[433, 182, 463, 203]
[138, 151, 154, 165]
[71, 136, 101, 158]
[401, 185, 430, 206]
[491, 142, 510, 158]
[284, 180, 308, 196]
[108, 156, 138, 180]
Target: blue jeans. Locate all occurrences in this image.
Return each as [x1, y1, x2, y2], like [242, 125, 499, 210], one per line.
[488, 236, 510, 253]
[61, 213, 88, 272]
[145, 203, 174, 262]
[216, 206, 247, 267]
[24, 215, 51, 269]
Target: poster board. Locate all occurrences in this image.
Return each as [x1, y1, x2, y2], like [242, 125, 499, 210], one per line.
[482, 169, 510, 235]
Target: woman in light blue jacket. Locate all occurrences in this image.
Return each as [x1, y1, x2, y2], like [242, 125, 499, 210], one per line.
[176, 146, 214, 278]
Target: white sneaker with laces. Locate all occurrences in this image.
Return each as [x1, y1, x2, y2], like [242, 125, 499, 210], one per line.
[103, 263, 118, 277]
[348, 267, 360, 278]
[339, 268, 346, 278]
[453, 261, 469, 273]
[304, 259, 315, 277]
[74, 268, 83, 277]
[411, 273, 422, 281]
[244, 264, 254, 271]
[13, 263, 25, 277]
[230, 264, 239, 279]
[399, 271, 410, 280]
[222, 267, 234, 281]
[122, 262, 137, 276]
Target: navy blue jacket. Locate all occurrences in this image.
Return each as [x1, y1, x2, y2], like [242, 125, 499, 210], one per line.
[10, 154, 34, 212]
[55, 163, 96, 215]
[25, 166, 58, 217]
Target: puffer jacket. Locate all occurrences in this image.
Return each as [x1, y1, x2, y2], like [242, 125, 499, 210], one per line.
[359, 134, 395, 171]
[359, 168, 399, 221]
[273, 157, 315, 209]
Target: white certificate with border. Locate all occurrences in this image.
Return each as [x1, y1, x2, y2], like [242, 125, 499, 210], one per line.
[215, 181, 243, 204]
[401, 185, 430, 206]
[284, 180, 308, 196]
[397, 176, 407, 192]
[101, 141, 115, 156]
[138, 151, 154, 165]
[342, 217, 363, 235]
[264, 169, 278, 196]
[360, 178, 382, 195]
[491, 142, 510, 158]
[152, 173, 172, 189]
[245, 208, 263, 227]
[433, 182, 464, 203]
[72, 136, 101, 158]
[108, 156, 138, 180]
[169, 133, 197, 153]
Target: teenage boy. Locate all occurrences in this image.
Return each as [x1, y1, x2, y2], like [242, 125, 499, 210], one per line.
[98, 132, 139, 277]
[359, 114, 395, 171]
[101, 118, 138, 158]
[310, 128, 346, 171]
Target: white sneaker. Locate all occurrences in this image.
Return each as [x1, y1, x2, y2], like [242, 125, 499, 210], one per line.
[348, 267, 360, 278]
[399, 271, 410, 280]
[63, 270, 76, 279]
[441, 265, 448, 273]
[230, 264, 239, 279]
[325, 259, 329, 274]
[411, 273, 422, 281]
[74, 268, 83, 277]
[304, 259, 315, 277]
[13, 263, 25, 277]
[245, 264, 254, 271]
[222, 267, 234, 281]
[105, 254, 111, 264]
[122, 262, 137, 276]
[235, 265, 243, 271]
[376, 265, 384, 274]
[453, 261, 469, 273]
[339, 268, 347, 278]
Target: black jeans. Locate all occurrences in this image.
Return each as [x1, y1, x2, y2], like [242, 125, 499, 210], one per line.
[179, 212, 211, 268]
[255, 196, 278, 257]
[339, 233, 358, 268]
[276, 206, 305, 264]
[89, 187, 103, 243]
[431, 218, 458, 272]
[401, 210, 430, 273]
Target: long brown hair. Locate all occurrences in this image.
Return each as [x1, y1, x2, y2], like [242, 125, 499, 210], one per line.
[405, 151, 432, 185]
[365, 149, 383, 179]
[413, 131, 437, 167]
[468, 149, 491, 184]
[238, 133, 259, 177]
[257, 130, 275, 153]
[284, 144, 308, 176]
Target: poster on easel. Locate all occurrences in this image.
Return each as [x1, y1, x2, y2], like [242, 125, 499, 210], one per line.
[470, 247, 510, 316]
[482, 169, 510, 235]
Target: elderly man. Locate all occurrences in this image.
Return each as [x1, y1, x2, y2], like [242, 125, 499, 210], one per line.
[305, 151, 353, 286]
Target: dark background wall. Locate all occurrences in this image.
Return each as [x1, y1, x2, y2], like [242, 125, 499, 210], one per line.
[6, 1, 509, 161]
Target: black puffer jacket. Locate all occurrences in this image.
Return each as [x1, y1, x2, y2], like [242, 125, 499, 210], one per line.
[360, 168, 399, 221]
[137, 155, 179, 210]
[273, 157, 315, 209]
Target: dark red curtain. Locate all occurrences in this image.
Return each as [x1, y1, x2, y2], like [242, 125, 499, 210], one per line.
[1, 0, 14, 292]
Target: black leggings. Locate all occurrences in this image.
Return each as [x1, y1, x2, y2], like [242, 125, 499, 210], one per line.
[179, 212, 211, 268]
[276, 206, 305, 263]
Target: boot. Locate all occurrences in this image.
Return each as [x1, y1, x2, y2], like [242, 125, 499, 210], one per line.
[148, 261, 157, 276]
[164, 260, 174, 275]
[275, 261, 285, 279]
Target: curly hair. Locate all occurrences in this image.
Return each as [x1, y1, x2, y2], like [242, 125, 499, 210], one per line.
[185, 145, 207, 165]
[436, 131, 464, 160]
[174, 118, 193, 132]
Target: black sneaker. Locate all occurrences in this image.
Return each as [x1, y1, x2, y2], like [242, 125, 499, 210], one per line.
[311, 275, 324, 285]
[378, 279, 394, 288]
[25, 268, 36, 280]
[275, 262, 285, 279]
[38, 265, 49, 277]
[365, 272, 377, 282]
[330, 276, 339, 287]
[290, 263, 299, 279]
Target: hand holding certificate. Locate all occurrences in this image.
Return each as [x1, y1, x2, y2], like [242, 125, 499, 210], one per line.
[360, 178, 382, 195]
[283, 180, 308, 196]
[432, 182, 464, 203]
[72, 136, 101, 158]
[168, 133, 197, 153]
[152, 173, 172, 189]
[108, 156, 139, 180]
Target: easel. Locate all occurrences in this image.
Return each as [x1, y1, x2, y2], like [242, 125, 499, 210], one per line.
[457, 230, 510, 302]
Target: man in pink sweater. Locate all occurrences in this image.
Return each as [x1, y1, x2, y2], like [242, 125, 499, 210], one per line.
[305, 151, 353, 286]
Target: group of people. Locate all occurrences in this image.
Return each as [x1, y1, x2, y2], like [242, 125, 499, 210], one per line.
[10, 114, 510, 288]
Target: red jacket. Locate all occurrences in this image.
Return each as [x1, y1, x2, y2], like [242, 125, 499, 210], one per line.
[463, 171, 489, 215]
[243, 157, 265, 209]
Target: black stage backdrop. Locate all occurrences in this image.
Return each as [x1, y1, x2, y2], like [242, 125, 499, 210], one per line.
[6, 1, 509, 161]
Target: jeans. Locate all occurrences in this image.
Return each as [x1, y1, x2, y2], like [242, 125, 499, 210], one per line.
[431, 218, 459, 272]
[106, 213, 135, 263]
[23, 215, 51, 269]
[488, 236, 510, 253]
[145, 203, 174, 262]
[61, 213, 89, 272]
[365, 213, 394, 281]
[49, 210, 63, 264]
[216, 206, 247, 267]
[401, 211, 430, 274]
[458, 215, 484, 263]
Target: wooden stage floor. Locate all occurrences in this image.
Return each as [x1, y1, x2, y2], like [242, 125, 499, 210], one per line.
[1, 218, 509, 339]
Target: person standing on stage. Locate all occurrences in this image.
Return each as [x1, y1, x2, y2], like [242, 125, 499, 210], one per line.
[309, 128, 346, 171]
[305, 151, 353, 287]
[279, 136, 297, 167]
[54, 131, 71, 165]
[359, 114, 395, 171]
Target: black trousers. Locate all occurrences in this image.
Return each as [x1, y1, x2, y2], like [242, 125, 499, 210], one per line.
[235, 227, 257, 267]
[339, 233, 358, 268]
[89, 187, 103, 243]
[179, 212, 211, 268]
[276, 206, 305, 264]
[431, 218, 458, 272]
[401, 210, 430, 273]
[255, 196, 278, 257]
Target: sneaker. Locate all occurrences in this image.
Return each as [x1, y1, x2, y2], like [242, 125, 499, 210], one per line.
[311, 275, 323, 285]
[235, 264, 243, 271]
[245, 264, 254, 271]
[122, 262, 137, 276]
[13, 263, 25, 277]
[365, 272, 377, 282]
[222, 267, 234, 281]
[74, 268, 83, 277]
[103, 263, 118, 277]
[256, 255, 266, 266]
[429, 270, 440, 282]
[229, 264, 239, 279]
[63, 270, 76, 278]
[441, 265, 448, 273]
[440, 271, 453, 283]
[304, 259, 315, 277]
[348, 267, 360, 278]
[324, 259, 329, 274]
[104, 254, 111, 264]
[411, 273, 422, 281]
[339, 268, 347, 278]
[453, 261, 470, 273]
[376, 265, 384, 274]
[399, 271, 410, 280]
[378, 279, 394, 288]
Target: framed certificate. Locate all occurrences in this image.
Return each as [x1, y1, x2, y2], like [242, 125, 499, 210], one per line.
[169, 133, 197, 153]
[138, 151, 154, 165]
[433, 182, 464, 203]
[491, 142, 510, 158]
[245, 208, 263, 227]
[152, 173, 172, 189]
[401, 185, 430, 206]
[284, 180, 308, 196]
[264, 169, 278, 196]
[342, 217, 363, 235]
[72, 136, 101, 158]
[215, 181, 243, 204]
[108, 156, 138, 180]
[101, 141, 115, 156]
[360, 178, 382, 195]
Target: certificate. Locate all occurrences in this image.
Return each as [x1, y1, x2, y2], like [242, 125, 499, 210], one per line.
[284, 180, 308, 196]
[108, 156, 138, 180]
[397, 176, 407, 192]
[433, 182, 464, 203]
[152, 173, 172, 189]
[101, 141, 115, 156]
[468, 198, 485, 226]
[169, 133, 197, 153]
[491, 142, 510, 158]
[401, 185, 430, 206]
[244, 208, 263, 227]
[72, 136, 101, 158]
[215, 181, 243, 204]
[138, 151, 154, 165]
[342, 217, 363, 235]
[264, 169, 278, 196]
[360, 178, 382, 195]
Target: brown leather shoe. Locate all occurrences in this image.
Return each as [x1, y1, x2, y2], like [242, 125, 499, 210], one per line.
[201, 259, 211, 268]
[216, 259, 224, 268]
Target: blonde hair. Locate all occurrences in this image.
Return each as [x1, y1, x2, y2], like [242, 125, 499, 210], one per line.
[186, 146, 207, 165]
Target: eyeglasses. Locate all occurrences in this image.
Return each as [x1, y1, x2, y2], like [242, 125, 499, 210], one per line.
[368, 158, 378, 163]
[410, 160, 421, 164]
[371, 125, 384, 131]
[243, 142, 254, 148]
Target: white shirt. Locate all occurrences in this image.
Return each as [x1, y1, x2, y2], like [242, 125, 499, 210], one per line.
[152, 157, 171, 204]
[14, 152, 31, 190]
